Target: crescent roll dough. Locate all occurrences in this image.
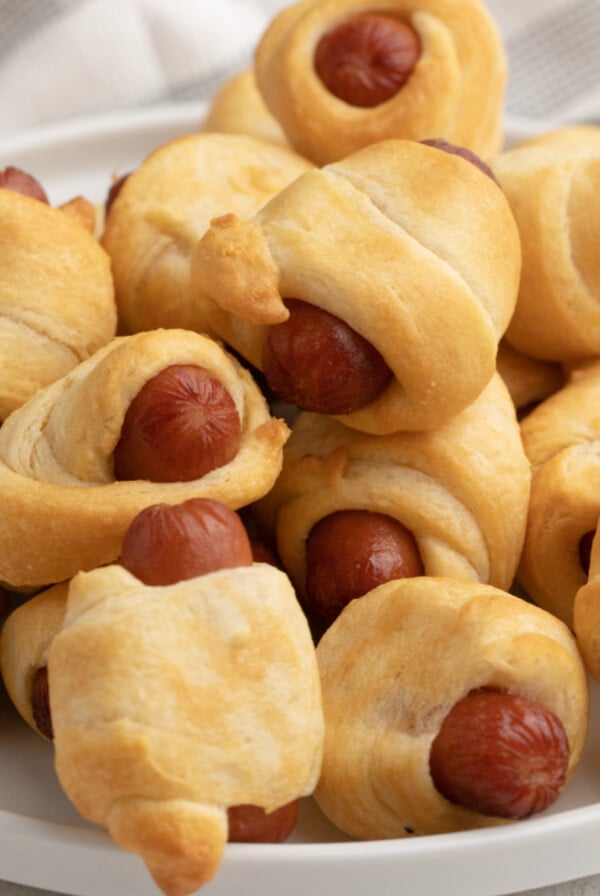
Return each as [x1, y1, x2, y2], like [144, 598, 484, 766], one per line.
[253, 0, 506, 166]
[315, 576, 588, 839]
[191, 138, 521, 433]
[254, 374, 530, 596]
[493, 128, 600, 362]
[201, 70, 290, 148]
[100, 132, 312, 336]
[518, 360, 600, 626]
[574, 527, 600, 682]
[516, 124, 600, 152]
[47, 563, 323, 896]
[0, 329, 289, 590]
[0, 189, 116, 420]
[0, 582, 69, 737]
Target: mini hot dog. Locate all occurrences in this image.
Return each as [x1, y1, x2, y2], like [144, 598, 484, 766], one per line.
[253, 0, 507, 165]
[253, 373, 531, 628]
[0, 498, 323, 894]
[45, 498, 323, 895]
[191, 138, 521, 433]
[0, 166, 49, 203]
[0, 328, 289, 590]
[314, 576, 588, 838]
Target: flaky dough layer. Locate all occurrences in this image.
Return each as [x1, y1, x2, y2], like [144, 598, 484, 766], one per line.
[0, 189, 116, 420]
[0, 329, 289, 589]
[315, 576, 588, 840]
[254, 0, 506, 165]
[191, 138, 521, 433]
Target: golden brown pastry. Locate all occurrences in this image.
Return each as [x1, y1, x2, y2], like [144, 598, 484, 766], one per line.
[496, 339, 565, 415]
[48, 561, 323, 896]
[518, 360, 600, 626]
[201, 69, 290, 148]
[57, 194, 99, 235]
[515, 124, 600, 151]
[254, 0, 507, 165]
[315, 576, 588, 839]
[100, 132, 312, 336]
[253, 373, 530, 627]
[493, 127, 600, 362]
[191, 138, 521, 433]
[0, 582, 68, 738]
[574, 528, 600, 681]
[0, 188, 116, 420]
[0, 329, 289, 590]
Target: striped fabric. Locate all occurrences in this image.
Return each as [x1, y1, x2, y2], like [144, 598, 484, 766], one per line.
[501, 0, 600, 123]
[0, 0, 599, 137]
[0, 0, 277, 136]
[0, 0, 80, 57]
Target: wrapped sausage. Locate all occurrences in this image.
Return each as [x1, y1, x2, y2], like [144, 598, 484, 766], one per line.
[48, 563, 322, 895]
[191, 138, 521, 433]
[253, 373, 531, 627]
[253, 0, 507, 165]
[0, 329, 289, 590]
[0, 500, 324, 896]
[315, 576, 588, 839]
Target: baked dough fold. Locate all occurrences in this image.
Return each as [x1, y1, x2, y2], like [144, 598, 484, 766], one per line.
[100, 132, 311, 336]
[314, 576, 588, 839]
[191, 138, 521, 433]
[0, 189, 116, 420]
[495, 340, 565, 415]
[518, 360, 600, 626]
[0, 329, 289, 589]
[0, 582, 68, 736]
[48, 563, 323, 896]
[254, 0, 506, 165]
[254, 374, 530, 595]
[493, 128, 600, 362]
[574, 528, 600, 682]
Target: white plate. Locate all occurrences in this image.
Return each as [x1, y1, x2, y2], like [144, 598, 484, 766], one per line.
[1, 106, 600, 896]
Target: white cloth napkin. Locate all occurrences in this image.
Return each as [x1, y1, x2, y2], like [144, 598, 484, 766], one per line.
[0, 0, 288, 136]
[1, 0, 600, 139]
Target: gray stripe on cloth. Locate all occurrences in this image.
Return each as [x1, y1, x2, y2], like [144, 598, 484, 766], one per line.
[505, 0, 600, 118]
[0, 0, 81, 59]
